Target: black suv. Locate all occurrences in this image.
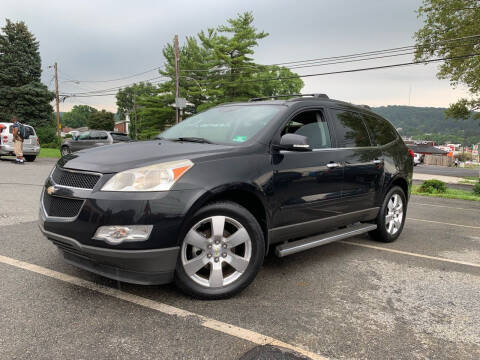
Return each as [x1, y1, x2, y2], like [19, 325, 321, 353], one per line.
[39, 94, 413, 299]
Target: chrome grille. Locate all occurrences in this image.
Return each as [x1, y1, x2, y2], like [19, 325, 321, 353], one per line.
[51, 167, 100, 189]
[42, 193, 84, 218]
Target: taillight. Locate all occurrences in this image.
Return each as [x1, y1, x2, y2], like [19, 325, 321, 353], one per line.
[408, 149, 415, 158]
[36, 138, 40, 145]
[2, 135, 8, 144]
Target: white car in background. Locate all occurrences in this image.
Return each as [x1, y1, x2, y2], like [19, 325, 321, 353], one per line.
[0, 122, 41, 162]
[413, 153, 423, 166]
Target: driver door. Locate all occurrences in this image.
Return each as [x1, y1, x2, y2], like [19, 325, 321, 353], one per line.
[270, 109, 345, 243]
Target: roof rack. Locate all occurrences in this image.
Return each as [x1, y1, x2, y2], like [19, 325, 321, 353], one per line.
[248, 93, 329, 102]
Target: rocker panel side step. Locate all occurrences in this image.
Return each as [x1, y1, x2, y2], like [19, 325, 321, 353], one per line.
[275, 223, 377, 257]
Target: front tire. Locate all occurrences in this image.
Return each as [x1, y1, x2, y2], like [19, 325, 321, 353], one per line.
[174, 202, 265, 299]
[369, 186, 407, 243]
[24, 155, 36, 162]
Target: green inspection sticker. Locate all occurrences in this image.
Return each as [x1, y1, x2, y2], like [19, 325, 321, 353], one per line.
[232, 135, 247, 142]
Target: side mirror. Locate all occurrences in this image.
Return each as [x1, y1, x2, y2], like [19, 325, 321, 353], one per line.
[274, 133, 311, 152]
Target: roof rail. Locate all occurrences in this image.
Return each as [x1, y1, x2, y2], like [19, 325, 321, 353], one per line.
[248, 93, 329, 102]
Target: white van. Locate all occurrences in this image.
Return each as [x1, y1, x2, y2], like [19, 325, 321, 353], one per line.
[0, 122, 41, 161]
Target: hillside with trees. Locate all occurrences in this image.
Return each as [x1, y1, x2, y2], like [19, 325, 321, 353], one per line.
[372, 105, 480, 145]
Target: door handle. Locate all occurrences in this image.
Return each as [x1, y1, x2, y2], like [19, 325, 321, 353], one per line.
[326, 162, 340, 168]
[373, 159, 383, 164]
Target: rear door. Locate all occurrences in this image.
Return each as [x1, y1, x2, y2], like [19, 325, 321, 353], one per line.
[328, 108, 384, 214]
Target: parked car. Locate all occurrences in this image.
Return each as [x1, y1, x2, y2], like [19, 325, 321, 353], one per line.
[39, 94, 413, 299]
[0, 122, 40, 161]
[60, 130, 131, 156]
[413, 153, 423, 166]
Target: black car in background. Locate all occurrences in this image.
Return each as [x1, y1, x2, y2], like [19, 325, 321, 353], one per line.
[61, 130, 131, 156]
[39, 94, 413, 299]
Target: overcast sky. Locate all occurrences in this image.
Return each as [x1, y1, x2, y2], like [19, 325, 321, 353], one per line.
[1, 0, 470, 112]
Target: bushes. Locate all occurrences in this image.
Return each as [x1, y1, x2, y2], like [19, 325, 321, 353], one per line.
[419, 179, 447, 194]
[473, 182, 480, 196]
[36, 126, 57, 145]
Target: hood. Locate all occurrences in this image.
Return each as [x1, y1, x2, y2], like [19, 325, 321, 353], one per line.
[59, 140, 237, 173]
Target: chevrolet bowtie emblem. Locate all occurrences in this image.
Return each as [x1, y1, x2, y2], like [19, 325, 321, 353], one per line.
[47, 186, 56, 195]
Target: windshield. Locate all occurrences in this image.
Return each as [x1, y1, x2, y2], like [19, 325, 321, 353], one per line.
[111, 133, 131, 142]
[159, 105, 283, 145]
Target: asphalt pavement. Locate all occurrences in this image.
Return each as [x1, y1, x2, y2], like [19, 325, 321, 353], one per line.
[1, 158, 479, 359]
[414, 164, 480, 178]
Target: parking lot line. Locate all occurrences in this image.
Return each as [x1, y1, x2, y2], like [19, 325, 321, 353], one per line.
[410, 202, 479, 212]
[0, 254, 327, 360]
[406, 217, 480, 229]
[340, 241, 480, 268]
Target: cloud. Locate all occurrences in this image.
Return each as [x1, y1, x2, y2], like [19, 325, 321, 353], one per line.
[0, 0, 469, 112]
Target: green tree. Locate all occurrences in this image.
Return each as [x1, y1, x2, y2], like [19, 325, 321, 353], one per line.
[414, 1, 480, 122]
[116, 82, 157, 138]
[254, 65, 304, 96]
[0, 19, 54, 127]
[199, 12, 268, 102]
[62, 105, 97, 128]
[87, 110, 114, 130]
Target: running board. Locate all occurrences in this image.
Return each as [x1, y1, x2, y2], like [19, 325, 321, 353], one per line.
[275, 223, 377, 257]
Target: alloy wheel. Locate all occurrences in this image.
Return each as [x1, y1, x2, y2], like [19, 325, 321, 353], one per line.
[385, 193, 403, 235]
[181, 215, 252, 288]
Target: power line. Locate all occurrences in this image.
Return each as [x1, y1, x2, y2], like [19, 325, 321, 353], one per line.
[57, 33, 480, 88]
[192, 53, 480, 85]
[60, 66, 163, 83]
[174, 38, 480, 81]
[177, 34, 480, 73]
[60, 53, 480, 98]
[61, 76, 168, 96]
[58, 34, 480, 97]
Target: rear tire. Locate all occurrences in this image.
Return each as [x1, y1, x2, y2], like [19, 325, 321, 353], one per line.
[174, 201, 265, 300]
[369, 186, 406, 243]
[24, 155, 36, 162]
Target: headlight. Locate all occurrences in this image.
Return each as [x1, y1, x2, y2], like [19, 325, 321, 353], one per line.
[101, 159, 193, 192]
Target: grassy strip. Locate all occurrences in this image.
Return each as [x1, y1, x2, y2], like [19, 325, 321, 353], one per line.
[38, 148, 60, 158]
[412, 185, 480, 201]
[459, 176, 480, 185]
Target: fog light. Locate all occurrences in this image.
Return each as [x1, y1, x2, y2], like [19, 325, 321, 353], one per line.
[93, 225, 153, 245]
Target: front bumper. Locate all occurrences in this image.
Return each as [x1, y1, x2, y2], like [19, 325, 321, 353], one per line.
[39, 169, 204, 285]
[39, 223, 179, 284]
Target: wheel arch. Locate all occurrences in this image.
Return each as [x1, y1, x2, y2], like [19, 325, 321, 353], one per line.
[385, 175, 410, 202]
[180, 184, 271, 252]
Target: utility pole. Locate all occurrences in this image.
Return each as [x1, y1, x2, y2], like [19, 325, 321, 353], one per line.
[174, 34, 181, 123]
[53, 62, 61, 137]
[133, 92, 138, 141]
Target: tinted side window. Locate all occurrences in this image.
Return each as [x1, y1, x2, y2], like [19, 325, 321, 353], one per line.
[78, 131, 90, 140]
[281, 110, 332, 149]
[26, 126, 35, 137]
[98, 131, 108, 140]
[362, 114, 397, 146]
[331, 109, 371, 148]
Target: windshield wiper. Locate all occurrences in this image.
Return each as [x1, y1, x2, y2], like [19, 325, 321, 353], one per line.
[172, 137, 213, 144]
